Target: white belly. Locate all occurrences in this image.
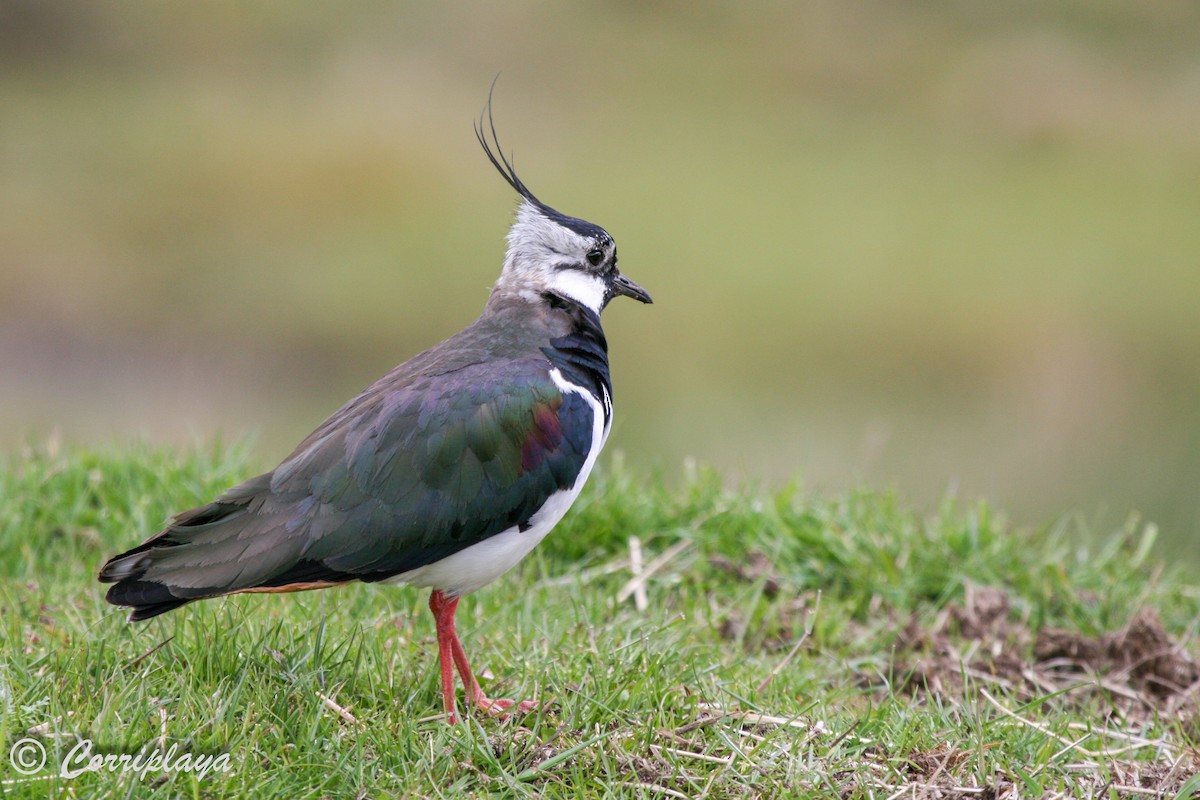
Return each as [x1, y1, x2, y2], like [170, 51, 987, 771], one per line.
[385, 368, 608, 596]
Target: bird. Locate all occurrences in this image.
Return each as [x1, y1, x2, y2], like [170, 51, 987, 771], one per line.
[98, 99, 652, 724]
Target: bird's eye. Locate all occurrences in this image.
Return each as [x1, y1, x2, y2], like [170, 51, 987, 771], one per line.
[586, 249, 604, 267]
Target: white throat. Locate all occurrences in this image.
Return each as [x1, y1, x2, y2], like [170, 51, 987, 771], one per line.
[545, 270, 606, 314]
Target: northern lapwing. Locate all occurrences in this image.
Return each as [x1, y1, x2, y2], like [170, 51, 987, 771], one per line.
[98, 101, 652, 724]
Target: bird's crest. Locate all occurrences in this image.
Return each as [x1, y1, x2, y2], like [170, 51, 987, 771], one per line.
[474, 84, 609, 241]
[474, 82, 543, 211]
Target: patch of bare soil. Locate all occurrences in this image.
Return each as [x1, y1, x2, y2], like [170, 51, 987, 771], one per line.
[891, 585, 1200, 730]
[490, 726, 562, 772]
[832, 746, 1200, 799]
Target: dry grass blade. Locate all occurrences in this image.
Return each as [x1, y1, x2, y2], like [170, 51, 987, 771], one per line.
[696, 701, 825, 733]
[872, 783, 990, 797]
[649, 743, 733, 765]
[616, 539, 693, 605]
[622, 782, 689, 799]
[318, 692, 360, 726]
[627, 536, 648, 611]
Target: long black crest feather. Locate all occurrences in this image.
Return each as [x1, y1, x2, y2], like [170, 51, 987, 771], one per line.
[475, 79, 543, 208]
[474, 80, 611, 241]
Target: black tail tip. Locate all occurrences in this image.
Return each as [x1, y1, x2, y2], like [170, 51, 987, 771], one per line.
[105, 579, 190, 621]
[126, 599, 190, 621]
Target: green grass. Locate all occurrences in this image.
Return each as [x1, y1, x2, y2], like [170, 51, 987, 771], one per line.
[1, 443, 1197, 798]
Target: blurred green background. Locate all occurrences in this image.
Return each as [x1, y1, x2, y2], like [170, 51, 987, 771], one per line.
[3, 2, 1198, 558]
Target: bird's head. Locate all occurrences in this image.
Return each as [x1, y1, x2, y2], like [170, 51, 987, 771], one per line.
[476, 104, 652, 315]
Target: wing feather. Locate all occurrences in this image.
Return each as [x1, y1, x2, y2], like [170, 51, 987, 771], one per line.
[100, 356, 594, 617]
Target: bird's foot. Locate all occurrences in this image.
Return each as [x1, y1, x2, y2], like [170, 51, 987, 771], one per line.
[474, 694, 539, 720]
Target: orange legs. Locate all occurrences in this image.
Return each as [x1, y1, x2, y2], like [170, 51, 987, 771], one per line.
[428, 589, 539, 724]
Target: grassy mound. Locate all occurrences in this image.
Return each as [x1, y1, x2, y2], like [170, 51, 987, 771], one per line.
[1, 443, 1197, 798]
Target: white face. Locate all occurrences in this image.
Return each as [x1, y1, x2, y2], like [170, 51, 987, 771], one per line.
[498, 201, 615, 315]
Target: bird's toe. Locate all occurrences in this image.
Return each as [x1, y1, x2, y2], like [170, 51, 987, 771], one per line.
[476, 695, 538, 719]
